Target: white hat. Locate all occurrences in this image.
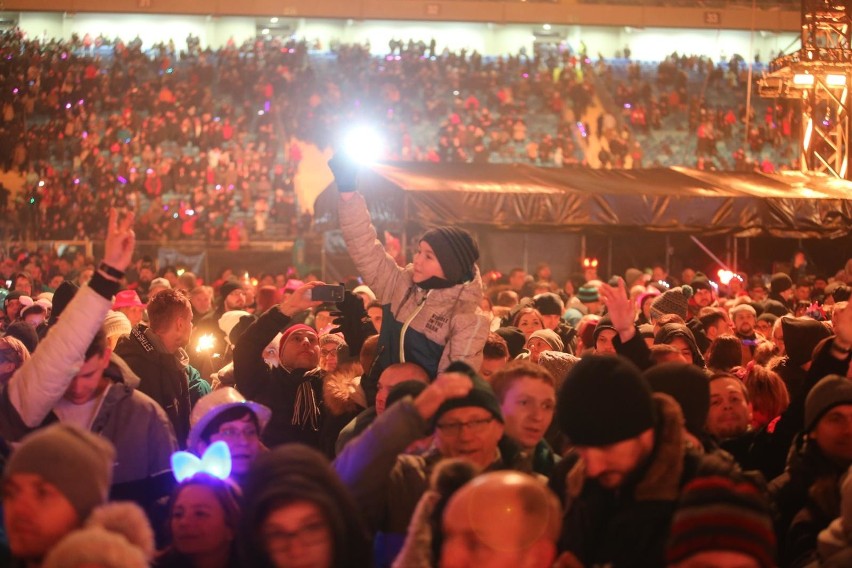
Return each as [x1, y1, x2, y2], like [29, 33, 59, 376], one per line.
[218, 310, 252, 346]
[103, 310, 131, 339]
[188, 387, 272, 452]
[149, 277, 171, 291]
[352, 284, 376, 302]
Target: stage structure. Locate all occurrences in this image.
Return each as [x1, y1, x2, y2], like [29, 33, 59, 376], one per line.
[759, 0, 852, 179]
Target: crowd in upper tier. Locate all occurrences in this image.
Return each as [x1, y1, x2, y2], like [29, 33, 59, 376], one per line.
[0, 28, 797, 243]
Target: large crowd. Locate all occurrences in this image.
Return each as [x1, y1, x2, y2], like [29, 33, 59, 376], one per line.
[0, 156, 850, 567]
[0, 28, 799, 244]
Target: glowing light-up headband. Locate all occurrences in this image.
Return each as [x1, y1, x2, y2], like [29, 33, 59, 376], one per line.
[171, 440, 232, 482]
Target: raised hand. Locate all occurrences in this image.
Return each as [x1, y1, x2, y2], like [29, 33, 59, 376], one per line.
[413, 371, 475, 421]
[102, 208, 136, 273]
[279, 281, 325, 317]
[599, 277, 635, 341]
[328, 153, 359, 193]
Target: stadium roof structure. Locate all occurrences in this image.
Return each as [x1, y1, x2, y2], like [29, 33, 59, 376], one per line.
[314, 163, 852, 239]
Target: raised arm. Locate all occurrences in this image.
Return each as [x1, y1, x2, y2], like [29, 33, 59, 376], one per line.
[331, 155, 408, 302]
[8, 209, 135, 427]
[233, 281, 323, 399]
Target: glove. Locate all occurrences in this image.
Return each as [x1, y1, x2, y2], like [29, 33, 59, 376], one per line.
[329, 290, 372, 357]
[328, 153, 359, 192]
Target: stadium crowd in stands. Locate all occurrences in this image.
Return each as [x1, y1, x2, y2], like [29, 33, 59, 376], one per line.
[0, 28, 798, 243]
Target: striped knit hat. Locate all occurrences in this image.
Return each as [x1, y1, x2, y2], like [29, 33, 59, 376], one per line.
[667, 476, 776, 568]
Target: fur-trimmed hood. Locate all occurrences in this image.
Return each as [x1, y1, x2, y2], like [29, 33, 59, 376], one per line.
[323, 362, 367, 416]
[42, 502, 154, 568]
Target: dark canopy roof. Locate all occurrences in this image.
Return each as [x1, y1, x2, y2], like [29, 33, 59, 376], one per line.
[314, 163, 852, 238]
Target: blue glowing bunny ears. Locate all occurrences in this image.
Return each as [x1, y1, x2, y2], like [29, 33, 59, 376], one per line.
[171, 440, 232, 482]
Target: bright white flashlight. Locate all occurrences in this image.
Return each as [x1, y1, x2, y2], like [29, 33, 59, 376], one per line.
[343, 125, 384, 164]
[196, 333, 216, 353]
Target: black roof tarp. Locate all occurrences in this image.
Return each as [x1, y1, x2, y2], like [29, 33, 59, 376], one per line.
[313, 163, 852, 239]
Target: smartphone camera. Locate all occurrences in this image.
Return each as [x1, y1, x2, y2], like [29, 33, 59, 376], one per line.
[309, 285, 345, 303]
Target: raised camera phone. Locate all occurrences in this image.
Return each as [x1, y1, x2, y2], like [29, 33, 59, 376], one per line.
[309, 284, 345, 303]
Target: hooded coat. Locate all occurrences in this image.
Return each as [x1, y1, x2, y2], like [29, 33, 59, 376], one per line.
[0, 280, 176, 485]
[338, 192, 489, 400]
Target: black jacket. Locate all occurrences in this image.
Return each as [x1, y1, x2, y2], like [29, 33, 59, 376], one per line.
[549, 394, 745, 568]
[114, 326, 193, 449]
[233, 307, 325, 449]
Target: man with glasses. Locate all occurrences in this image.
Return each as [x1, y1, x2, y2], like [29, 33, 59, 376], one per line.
[335, 361, 528, 567]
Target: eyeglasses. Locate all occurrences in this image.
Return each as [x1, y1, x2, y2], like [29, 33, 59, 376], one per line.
[320, 347, 340, 357]
[214, 426, 258, 441]
[263, 521, 329, 551]
[435, 417, 494, 437]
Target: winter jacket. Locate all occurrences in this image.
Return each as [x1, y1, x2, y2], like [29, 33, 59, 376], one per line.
[549, 393, 745, 568]
[333, 398, 529, 567]
[114, 325, 209, 449]
[338, 192, 489, 388]
[770, 441, 848, 567]
[91, 356, 177, 484]
[1, 274, 118, 438]
[0, 304, 177, 484]
[233, 307, 325, 450]
[742, 337, 852, 483]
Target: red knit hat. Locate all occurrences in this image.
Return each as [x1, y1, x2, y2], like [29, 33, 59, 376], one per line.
[279, 324, 317, 347]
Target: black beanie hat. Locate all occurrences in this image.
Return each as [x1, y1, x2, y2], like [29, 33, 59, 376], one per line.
[219, 280, 244, 305]
[592, 315, 617, 344]
[690, 274, 713, 293]
[557, 355, 656, 446]
[420, 227, 479, 284]
[432, 361, 503, 429]
[495, 326, 526, 360]
[3, 290, 24, 310]
[533, 292, 564, 317]
[644, 363, 710, 437]
[782, 317, 831, 367]
[770, 273, 793, 295]
[762, 299, 790, 317]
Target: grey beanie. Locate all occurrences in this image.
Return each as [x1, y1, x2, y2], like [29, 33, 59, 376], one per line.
[528, 329, 564, 352]
[5, 424, 115, 521]
[805, 375, 852, 432]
